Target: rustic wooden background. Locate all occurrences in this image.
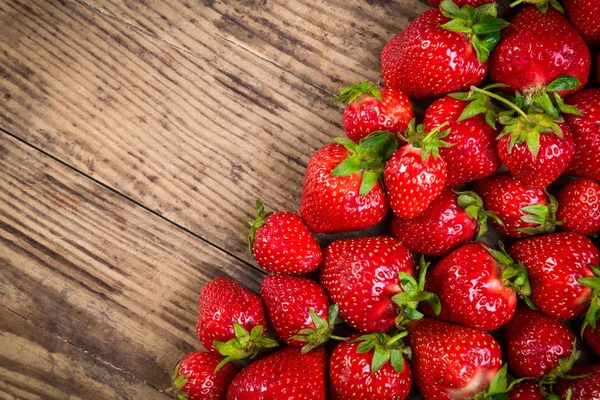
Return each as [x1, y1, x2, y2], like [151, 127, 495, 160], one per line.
[0, 0, 433, 398]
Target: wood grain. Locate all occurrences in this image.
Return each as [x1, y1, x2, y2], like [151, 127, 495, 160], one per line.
[0, 0, 354, 264]
[0, 133, 265, 394]
[0, 307, 171, 399]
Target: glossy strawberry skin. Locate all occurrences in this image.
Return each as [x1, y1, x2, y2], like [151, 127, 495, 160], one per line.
[408, 318, 502, 399]
[428, 0, 496, 6]
[252, 212, 322, 274]
[174, 352, 239, 400]
[300, 143, 388, 233]
[584, 325, 600, 356]
[497, 122, 574, 190]
[473, 172, 553, 238]
[342, 87, 413, 143]
[320, 236, 415, 333]
[509, 232, 599, 320]
[490, 6, 590, 97]
[381, 9, 487, 99]
[424, 96, 501, 185]
[557, 178, 600, 236]
[197, 278, 268, 354]
[422, 243, 517, 330]
[261, 275, 329, 346]
[226, 347, 327, 400]
[564, 0, 600, 47]
[391, 188, 476, 257]
[504, 307, 574, 378]
[564, 88, 600, 180]
[508, 381, 543, 400]
[554, 365, 600, 400]
[329, 336, 412, 400]
[384, 144, 446, 219]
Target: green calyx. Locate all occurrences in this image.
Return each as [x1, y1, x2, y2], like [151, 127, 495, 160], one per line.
[438, 0, 509, 62]
[247, 200, 273, 253]
[352, 331, 412, 374]
[517, 193, 562, 235]
[578, 264, 600, 336]
[331, 131, 399, 196]
[456, 190, 502, 238]
[171, 363, 189, 400]
[334, 81, 382, 104]
[392, 256, 441, 328]
[290, 304, 347, 354]
[509, 0, 564, 13]
[540, 342, 586, 388]
[449, 83, 506, 129]
[212, 322, 278, 373]
[486, 243, 533, 305]
[402, 119, 453, 163]
[469, 364, 528, 400]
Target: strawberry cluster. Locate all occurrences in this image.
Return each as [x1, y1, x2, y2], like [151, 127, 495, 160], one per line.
[172, 0, 600, 399]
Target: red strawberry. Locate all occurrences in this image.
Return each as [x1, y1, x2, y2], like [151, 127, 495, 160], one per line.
[490, 6, 590, 97]
[421, 242, 530, 330]
[504, 307, 575, 378]
[391, 189, 494, 257]
[320, 236, 439, 333]
[508, 381, 543, 400]
[226, 347, 326, 399]
[424, 95, 501, 185]
[172, 352, 238, 400]
[564, 88, 600, 180]
[384, 121, 450, 219]
[336, 82, 413, 143]
[557, 179, 600, 236]
[473, 172, 559, 238]
[197, 278, 277, 364]
[564, 0, 600, 47]
[261, 275, 341, 351]
[584, 325, 600, 356]
[428, 0, 496, 6]
[329, 333, 412, 400]
[508, 232, 600, 321]
[553, 365, 600, 400]
[300, 132, 397, 233]
[249, 201, 322, 274]
[381, 1, 508, 99]
[408, 318, 503, 399]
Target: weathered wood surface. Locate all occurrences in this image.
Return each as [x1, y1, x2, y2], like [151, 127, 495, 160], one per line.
[0, 133, 265, 396]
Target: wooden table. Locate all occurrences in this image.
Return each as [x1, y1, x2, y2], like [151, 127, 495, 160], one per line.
[0, 0, 432, 398]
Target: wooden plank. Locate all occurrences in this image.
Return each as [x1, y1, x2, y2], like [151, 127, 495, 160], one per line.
[0, 307, 170, 399]
[80, 0, 430, 93]
[0, 0, 345, 264]
[0, 133, 265, 392]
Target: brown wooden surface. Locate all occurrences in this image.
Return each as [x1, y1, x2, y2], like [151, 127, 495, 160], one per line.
[0, 0, 425, 398]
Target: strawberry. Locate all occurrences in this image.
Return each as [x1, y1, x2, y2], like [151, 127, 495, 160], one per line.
[172, 352, 238, 400]
[381, 1, 508, 99]
[557, 179, 600, 236]
[473, 172, 559, 238]
[504, 307, 575, 378]
[424, 95, 501, 185]
[197, 278, 277, 366]
[490, 6, 590, 97]
[583, 325, 600, 356]
[226, 347, 327, 399]
[553, 365, 600, 400]
[428, 0, 496, 6]
[384, 120, 450, 219]
[335, 82, 413, 143]
[248, 201, 322, 274]
[260, 275, 342, 351]
[421, 242, 530, 330]
[329, 333, 412, 400]
[563, 88, 600, 180]
[508, 381, 543, 400]
[300, 131, 397, 233]
[564, 0, 600, 47]
[320, 236, 440, 333]
[390, 189, 495, 257]
[407, 318, 503, 399]
[508, 232, 600, 322]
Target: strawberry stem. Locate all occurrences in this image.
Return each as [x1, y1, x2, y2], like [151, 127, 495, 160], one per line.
[471, 86, 532, 123]
[247, 200, 273, 253]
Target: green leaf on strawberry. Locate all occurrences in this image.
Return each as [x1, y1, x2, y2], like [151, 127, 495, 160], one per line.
[509, 0, 564, 13]
[579, 265, 600, 335]
[213, 322, 278, 372]
[352, 331, 411, 374]
[335, 81, 382, 103]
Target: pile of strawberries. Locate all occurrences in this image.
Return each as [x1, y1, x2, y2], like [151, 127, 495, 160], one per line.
[171, 0, 600, 399]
